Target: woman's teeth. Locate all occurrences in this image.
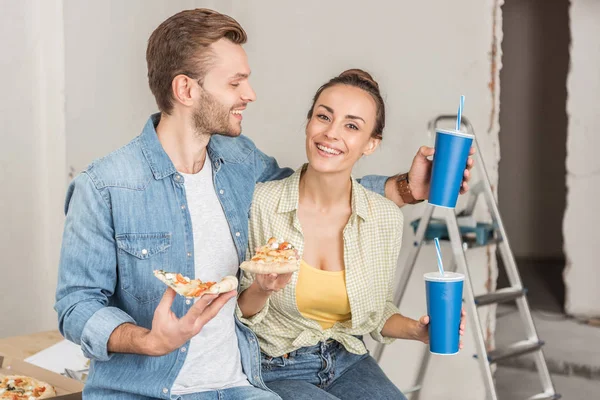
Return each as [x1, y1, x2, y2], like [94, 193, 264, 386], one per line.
[316, 144, 341, 155]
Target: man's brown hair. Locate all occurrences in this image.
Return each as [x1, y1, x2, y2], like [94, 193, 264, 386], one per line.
[147, 9, 247, 114]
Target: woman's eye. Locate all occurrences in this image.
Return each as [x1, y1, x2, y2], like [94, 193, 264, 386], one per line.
[347, 124, 359, 130]
[317, 114, 330, 121]
[231, 83, 240, 88]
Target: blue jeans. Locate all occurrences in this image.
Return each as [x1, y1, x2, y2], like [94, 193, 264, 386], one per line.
[261, 340, 407, 400]
[175, 386, 280, 400]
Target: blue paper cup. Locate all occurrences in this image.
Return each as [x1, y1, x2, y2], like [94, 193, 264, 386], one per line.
[429, 129, 474, 208]
[424, 271, 464, 355]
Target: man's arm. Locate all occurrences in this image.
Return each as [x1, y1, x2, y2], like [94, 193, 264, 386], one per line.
[108, 289, 235, 356]
[380, 145, 476, 207]
[253, 147, 294, 183]
[55, 173, 234, 360]
[55, 173, 137, 361]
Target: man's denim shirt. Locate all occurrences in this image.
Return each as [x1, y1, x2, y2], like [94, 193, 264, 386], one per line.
[54, 114, 387, 399]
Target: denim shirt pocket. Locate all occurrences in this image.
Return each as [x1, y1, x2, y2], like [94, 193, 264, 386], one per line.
[116, 232, 172, 303]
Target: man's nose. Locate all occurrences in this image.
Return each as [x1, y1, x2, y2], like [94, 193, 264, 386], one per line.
[241, 82, 256, 103]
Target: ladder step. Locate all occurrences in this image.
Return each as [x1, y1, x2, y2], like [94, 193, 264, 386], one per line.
[527, 392, 562, 400]
[411, 219, 500, 247]
[462, 236, 503, 249]
[486, 339, 544, 363]
[474, 287, 527, 306]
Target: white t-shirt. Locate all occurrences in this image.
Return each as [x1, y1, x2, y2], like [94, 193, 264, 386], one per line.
[171, 154, 250, 394]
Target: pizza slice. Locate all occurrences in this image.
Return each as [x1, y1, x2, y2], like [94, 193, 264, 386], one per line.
[153, 270, 238, 298]
[240, 237, 300, 274]
[0, 375, 57, 399]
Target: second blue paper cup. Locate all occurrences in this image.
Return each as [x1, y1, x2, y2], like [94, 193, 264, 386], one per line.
[424, 271, 464, 355]
[429, 129, 474, 208]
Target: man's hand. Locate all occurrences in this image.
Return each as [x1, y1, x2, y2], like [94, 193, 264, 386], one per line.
[144, 287, 236, 356]
[408, 145, 476, 201]
[254, 272, 293, 293]
[413, 307, 467, 349]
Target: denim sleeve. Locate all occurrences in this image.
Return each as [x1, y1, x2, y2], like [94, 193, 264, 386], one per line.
[355, 174, 388, 197]
[253, 147, 294, 183]
[54, 172, 135, 361]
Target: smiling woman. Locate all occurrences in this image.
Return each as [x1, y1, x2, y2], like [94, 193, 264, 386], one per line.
[304, 69, 385, 176]
[236, 69, 439, 400]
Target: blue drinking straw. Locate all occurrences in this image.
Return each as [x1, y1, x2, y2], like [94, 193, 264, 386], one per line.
[434, 237, 445, 276]
[456, 95, 465, 131]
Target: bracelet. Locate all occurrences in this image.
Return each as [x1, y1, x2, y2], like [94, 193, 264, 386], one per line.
[395, 173, 423, 205]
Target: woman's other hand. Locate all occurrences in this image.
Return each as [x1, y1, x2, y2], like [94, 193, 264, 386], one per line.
[414, 307, 467, 349]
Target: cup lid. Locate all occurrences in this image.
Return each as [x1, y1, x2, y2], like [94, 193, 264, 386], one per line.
[436, 128, 474, 139]
[424, 271, 465, 282]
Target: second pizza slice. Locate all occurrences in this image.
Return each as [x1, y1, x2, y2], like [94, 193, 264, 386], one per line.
[240, 237, 300, 274]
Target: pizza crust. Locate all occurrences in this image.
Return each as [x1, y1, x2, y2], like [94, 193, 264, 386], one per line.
[239, 260, 300, 274]
[206, 275, 238, 294]
[153, 270, 237, 298]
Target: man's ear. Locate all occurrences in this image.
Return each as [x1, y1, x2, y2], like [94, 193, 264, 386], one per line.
[362, 137, 381, 156]
[172, 75, 197, 107]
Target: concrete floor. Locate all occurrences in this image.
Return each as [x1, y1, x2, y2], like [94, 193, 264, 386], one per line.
[495, 305, 600, 380]
[492, 256, 600, 400]
[496, 365, 600, 399]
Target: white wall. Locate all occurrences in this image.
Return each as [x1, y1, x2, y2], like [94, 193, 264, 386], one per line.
[0, 0, 66, 337]
[232, 1, 502, 398]
[564, 0, 600, 318]
[64, 0, 222, 174]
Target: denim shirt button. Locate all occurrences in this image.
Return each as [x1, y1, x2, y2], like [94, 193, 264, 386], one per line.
[219, 189, 224, 195]
[141, 249, 148, 255]
[235, 232, 241, 237]
[162, 388, 168, 394]
[185, 299, 191, 305]
[181, 205, 186, 210]
[174, 174, 181, 181]
[180, 347, 187, 353]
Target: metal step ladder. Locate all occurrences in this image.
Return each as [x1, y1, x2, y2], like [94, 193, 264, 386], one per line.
[373, 115, 560, 400]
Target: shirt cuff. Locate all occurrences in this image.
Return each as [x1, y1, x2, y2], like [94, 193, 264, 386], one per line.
[370, 302, 401, 344]
[80, 306, 136, 361]
[236, 300, 270, 327]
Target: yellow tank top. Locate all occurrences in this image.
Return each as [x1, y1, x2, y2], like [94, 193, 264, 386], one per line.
[296, 259, 351, 329]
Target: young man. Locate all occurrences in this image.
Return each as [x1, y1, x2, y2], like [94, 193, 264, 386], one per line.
[55, 9, 473, 400]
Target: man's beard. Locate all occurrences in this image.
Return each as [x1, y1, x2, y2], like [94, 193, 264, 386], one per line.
[192, 90, 240, 137]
